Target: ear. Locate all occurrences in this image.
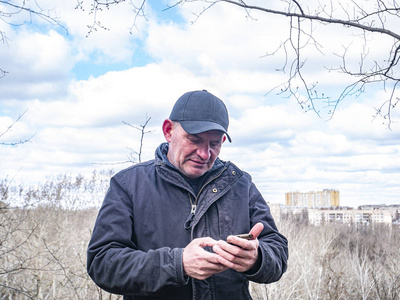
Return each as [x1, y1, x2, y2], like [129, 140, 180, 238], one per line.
[222, 135, 227, 143]
[162, 119, 174, 142]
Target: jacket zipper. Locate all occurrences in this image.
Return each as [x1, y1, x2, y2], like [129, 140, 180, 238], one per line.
[189, 166, 228, 300]
[186, 166, 228, 237]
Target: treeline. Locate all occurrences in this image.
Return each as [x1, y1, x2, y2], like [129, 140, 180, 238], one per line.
[1, 173, 399, 299]
[1, 171, 117, 299]
[253, 220, 400, 300]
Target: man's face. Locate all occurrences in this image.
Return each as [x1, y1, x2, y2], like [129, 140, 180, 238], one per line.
[163, 121, 226, 179]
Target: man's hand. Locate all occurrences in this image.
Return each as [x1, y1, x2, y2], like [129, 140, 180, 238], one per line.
[182, 237, 229, 280]
[212, 223, 264, 273]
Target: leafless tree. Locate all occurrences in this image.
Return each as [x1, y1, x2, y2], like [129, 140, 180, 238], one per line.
[93, 116, 153, 166]
[3, 1, 398, 125]
[2, 175, 400, 298]
[122, 116, 152, 163]
[0, 172, 118, 299]
[82, 0, 400, 127]
[249, 220, 400, 300]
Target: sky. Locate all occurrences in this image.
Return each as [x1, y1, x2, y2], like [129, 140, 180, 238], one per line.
[0, 0, 399, 208]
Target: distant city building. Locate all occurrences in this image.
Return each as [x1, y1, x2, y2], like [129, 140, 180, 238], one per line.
[285, 189, 340, 208]
[271, 192, 399, 227]
[358, 204, 400, 221]
[308, 207, 394, 227]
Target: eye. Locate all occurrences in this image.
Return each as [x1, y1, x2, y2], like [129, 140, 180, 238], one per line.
[210, 142, 221, 148]
[188, 136, 201, 144]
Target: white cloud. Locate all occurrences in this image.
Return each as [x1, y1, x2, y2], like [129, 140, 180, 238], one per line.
[145, 3, 287, 75]
[0, 29, 73, 100]
[0, 0, 399, 209]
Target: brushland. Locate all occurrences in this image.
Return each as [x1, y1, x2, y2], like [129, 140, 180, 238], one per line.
[1, 172, 399, 299]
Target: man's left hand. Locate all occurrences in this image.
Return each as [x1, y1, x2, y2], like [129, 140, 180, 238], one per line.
[212, 222, 264, 273]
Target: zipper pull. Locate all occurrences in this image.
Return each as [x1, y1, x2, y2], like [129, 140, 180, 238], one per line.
[185, 194, 196, 230]
[190, 204, 197, 215]
[184, 211, 195, 230]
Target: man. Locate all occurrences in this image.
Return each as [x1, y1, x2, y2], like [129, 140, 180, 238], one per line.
[87, 90, 288, 300]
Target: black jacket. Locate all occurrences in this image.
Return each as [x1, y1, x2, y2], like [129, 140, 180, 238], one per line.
[87, 143, 288, 299]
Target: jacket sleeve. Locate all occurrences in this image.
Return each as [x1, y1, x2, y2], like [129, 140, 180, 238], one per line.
[244, 182, 288, 283]
[87, 175, 188, 296]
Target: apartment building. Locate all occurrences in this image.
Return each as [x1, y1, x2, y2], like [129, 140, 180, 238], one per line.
[358, 204, 400, 221]
[308, 208, 393, 226]
[285, 189, 340, 208]
[279, 189, 399, 227]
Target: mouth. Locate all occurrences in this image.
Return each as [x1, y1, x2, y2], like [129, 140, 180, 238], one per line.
[189, 159, 207, 167]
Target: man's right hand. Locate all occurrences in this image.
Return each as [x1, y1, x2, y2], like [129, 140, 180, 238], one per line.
[182, 237, 228, 280]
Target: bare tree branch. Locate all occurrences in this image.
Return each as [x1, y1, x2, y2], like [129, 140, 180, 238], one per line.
[122, 116, 152, 163]
[79, 0, 399, 126]
[214, 0, 399, 126]
[93, 116, 152, 166]
[0, 0, 67, 32]
[0, 110, 35, 147]
[219, 0, 400, 40]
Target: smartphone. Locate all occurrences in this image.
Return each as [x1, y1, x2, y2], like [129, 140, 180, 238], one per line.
[234, 233, 253, 240]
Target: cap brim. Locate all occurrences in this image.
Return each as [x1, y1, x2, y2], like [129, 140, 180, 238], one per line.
[180, 120, 232, 143]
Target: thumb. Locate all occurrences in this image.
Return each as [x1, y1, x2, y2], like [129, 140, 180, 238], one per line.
[249, 222, 264, 239]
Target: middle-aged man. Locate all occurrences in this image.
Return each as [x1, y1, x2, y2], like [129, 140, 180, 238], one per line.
[87, 90, 288, 300]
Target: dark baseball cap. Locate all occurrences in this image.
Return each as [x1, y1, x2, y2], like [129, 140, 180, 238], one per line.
[169, 90, 231, 142]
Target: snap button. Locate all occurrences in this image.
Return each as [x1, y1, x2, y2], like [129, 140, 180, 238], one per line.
[212, 188, 218, 193]
[232, 171, 236, 176]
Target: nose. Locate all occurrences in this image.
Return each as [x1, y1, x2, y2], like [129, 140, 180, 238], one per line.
[196, 143, 211, 161]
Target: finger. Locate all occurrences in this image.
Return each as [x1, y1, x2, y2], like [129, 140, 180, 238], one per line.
[213, 244, 239, 266]
[214, 241, 249, 260]
[203, 260, 229, 273]
[249, 222, 264, 239]
[196, 237, 219, 248]
[213, 244, 249, 270]
[214, 241, 260, 273]
[183, 242, 228, 280]
[194, 264, 229, 280]
[226, 235, 253, 250]
[204, 250, 226, 265]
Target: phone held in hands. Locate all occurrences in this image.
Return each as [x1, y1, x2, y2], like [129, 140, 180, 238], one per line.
[227, 233, 253, 246]
[234, 233, 253, 240]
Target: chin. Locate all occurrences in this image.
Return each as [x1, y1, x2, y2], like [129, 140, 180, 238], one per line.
[186, 169, 206, 179]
